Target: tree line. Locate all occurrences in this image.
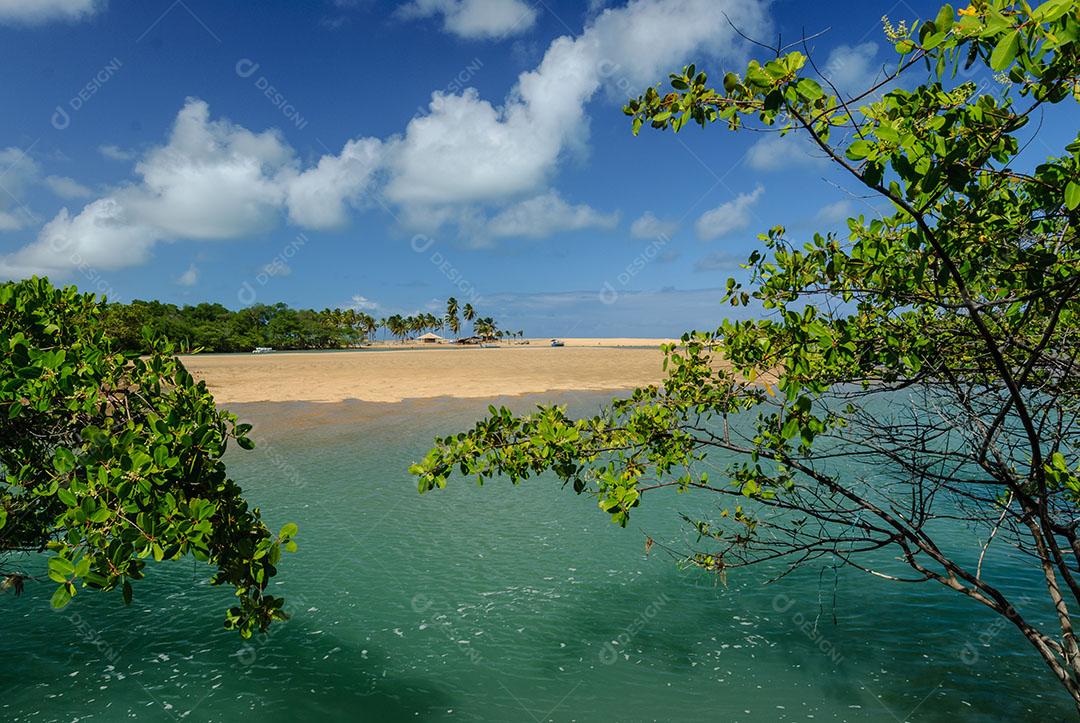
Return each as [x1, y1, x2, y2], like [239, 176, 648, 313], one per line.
[101, 297, 520, 353]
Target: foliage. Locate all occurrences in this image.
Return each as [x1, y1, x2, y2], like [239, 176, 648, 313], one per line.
[100, 296, 523, 350]
[0, 278, 296, 637]
[383, 302, 515, 342]
[412, 0, 1080, 707]
[104, 300, 378, 353]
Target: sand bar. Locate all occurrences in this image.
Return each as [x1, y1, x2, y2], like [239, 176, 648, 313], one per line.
[181, 339, 672, 404]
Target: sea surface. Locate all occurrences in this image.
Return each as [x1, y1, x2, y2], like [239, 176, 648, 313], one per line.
[1, 391, 1070, 721]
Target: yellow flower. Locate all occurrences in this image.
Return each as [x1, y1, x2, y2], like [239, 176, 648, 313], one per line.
[958, 6, 978, 16]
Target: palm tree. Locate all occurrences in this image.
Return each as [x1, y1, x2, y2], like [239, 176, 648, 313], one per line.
[389, 314, 409, 342]
[446, 297, 460, 339]
[474, 316, 497, 340]
[462, 303, 475, 336]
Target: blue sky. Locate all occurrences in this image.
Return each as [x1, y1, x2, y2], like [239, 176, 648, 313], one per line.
[0, 0, 1072, 336]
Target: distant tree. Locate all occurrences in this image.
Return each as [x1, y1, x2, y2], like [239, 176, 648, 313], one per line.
[0, 278, 296, 637]
[413, 2, 1080, 709]
[446, 298, 461, 338]
[462, 303, 476, 336]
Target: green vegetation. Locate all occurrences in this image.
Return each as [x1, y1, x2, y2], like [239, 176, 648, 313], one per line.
[104, 300, 378, 353]
[0, 278, 295, 637]
[413, 0, 1080, 708]
[103, 297, 520, 352]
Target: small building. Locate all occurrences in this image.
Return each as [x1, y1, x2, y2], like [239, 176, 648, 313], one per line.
[416, 332, 444, 344]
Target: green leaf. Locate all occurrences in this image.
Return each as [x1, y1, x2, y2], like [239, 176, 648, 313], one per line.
[50, 584, 73, 609]
[1065, 181, 1080, 210]
[53, 448, 76, 475]
[846, 140, 875, 161]
[989, 31, 1020, 71]
[48, 557, 75, 578]
[935, 4, 954, 33]
[279, 522, 299, 539]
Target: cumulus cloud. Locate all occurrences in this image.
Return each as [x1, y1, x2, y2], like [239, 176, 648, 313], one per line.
[630, 211, 678, 239]
[397, 0, 538, 40]
[386, 0, 770, 218]
[2, 0, 773, 278]
[44, 175, 93, 199]
[2, 198, 159, 277]
[482, 191, 618, 240]
[0, 0, 102, 25]
[695, 185, 764, 241]
[285, 137, 382, 229]
[819, 42, 880, 99]
[1, 100, 293, 277]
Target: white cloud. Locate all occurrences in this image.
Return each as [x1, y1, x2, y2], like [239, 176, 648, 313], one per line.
[695, 185, 763, 241]
[630, 211, 678, 239]
[386, 0, 770, 218]
[1, 99, 298, 277]
[0, 0, 102, 25]
[3, 197, 160, 277]
[262, 260, 292, 277]
[285, 137, 382, 229]
[397, 0, 538, 40]
[482, 191, 618, 240]
[0, 210, 32, 232]
[745, 133, 827, 172]
[124, 99, 294, 240]
[693, 250, 743, 272]
[44, 175, 93, 199]
[176, 263, 199, 286]
[99, 144, 135, 161]
[820, 42, 880, 99]
[349, 294, 380, 311]
[815, 199, 854, 225]
[0, 146, 41, 195]
[1, 0, 774, 278]
[0, 146, 40, 230]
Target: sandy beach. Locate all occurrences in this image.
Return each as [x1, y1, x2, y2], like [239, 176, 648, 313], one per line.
[182, 339, 673, 404]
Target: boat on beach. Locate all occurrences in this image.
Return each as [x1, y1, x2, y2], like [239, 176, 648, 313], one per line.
[252, 347, 274, 354]
[550, 339, 565, 347]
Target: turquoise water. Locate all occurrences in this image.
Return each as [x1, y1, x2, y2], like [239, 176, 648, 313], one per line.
[1, 391, 1070, 721]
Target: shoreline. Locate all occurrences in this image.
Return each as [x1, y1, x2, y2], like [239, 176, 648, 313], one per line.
[188, 337, 680, 355]
[182, 339, 673, 404]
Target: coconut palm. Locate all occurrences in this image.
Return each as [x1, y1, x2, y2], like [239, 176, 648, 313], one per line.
[462, 303, 475, 336]
[446, 297, 460, 338]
